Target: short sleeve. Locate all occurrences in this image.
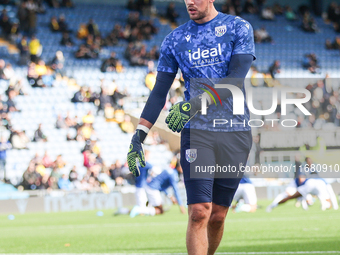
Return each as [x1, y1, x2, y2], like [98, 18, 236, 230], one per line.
[157, 34, 179, 73]
[232, 18, 256, 60]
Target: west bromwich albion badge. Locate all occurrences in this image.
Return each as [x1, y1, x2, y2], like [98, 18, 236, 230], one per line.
[215, 25, 227, 37]
[186, 149, 197, 163]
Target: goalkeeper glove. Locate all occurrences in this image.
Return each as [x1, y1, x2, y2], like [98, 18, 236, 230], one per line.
[127, 129, 147, 177]
[165, 96, 201, 133]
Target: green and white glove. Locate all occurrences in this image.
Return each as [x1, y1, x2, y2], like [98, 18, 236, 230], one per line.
[165, 96, 201, 133]
[127, 129, 147, 177]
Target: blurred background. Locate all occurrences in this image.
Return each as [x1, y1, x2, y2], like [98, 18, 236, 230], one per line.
[0, 0, 339, 214]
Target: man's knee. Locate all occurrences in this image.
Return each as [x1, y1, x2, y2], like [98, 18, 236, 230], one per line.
[208, 212, 226, 227]
[209, 205, 228, 228]
[189, 203, 211, 225]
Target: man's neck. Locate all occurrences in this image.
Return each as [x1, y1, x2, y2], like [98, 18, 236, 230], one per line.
[194, 8, 218, 24]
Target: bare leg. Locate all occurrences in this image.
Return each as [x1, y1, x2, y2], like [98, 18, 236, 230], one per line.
[186, 203, 212, 255]
[207, 203, 229, 255]
[279, 191, 302, 204]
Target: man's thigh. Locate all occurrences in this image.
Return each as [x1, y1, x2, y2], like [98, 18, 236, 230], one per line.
[213, 131, 252, 207]
[180, 128, 216, 205]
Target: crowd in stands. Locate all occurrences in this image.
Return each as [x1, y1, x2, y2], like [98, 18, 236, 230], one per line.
[1, 0, 340, 190]
[327, 2, 340, 33]
[301, 77, 340, 128]
[19, 126, 168, 191]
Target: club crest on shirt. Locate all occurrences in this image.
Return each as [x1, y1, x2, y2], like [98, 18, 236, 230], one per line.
[215, 25, 227, 37]
[186, 149, 197, 163]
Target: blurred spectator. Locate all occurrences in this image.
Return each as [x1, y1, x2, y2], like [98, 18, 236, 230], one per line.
[0, 59, 5, 79]
[125, 43, 158, 66]
[261, 7, 275, 20]
[87, 18, 100, 36]
[35, 60, 48, 77]
[327, 2, 339, 23]
[27, 62, 44, 88]
[60, 32, 73, 47]
[54, 154, 66, 169]
[221, 1, 236, 15]
[269, 60, 281, 79]
[29, 35, 42, 63]
[50, 51, 65, 76]
[22, 162, 41, 190]
[33, 124, 47, 142]
[58, 14, 70, 33]
[145, 70, 156, 90]
[0, 13, 11, 37]
[71, 86, 88, 103]
[75, 44, 97, 59]
[17, 2, 28, 33]
[252, 135, 262, 164]
[285, 6, 297, 21]
[98, 87, 113, 112]
[42, 150, 54, 168]
[166, 2, 179, 24]
[244, 0, 257, 14]
[109, 160, 125, 185]
[61, 0, 74, 8]
[3, 63, 16, 82]
[254, 27, 273, 43]
[8, 22, 19, 43]
[77, 23, 88, 39]
[69, 166, 79, 182]
[100, 52, 118, 72]
[46, 0, 59, 8]
[49, 16, 59, 32]
[303, 53, 320, 74]
[119, 115, 134, 133]
[26, 0, 38, 36]
[7, 90, 19, 112]
[105, 24, 123, 46]
[6, 79, 25, 97]
[127, 0, 136, 10]
[302, 12, 318, 33]
[272, 3, 284, 15]
[56, 114, 68, 129]
[10, 130, 29, 149]
[18, 36, 29, 66]
[325, 36, 340, 50]
[58, 174, 73, 190]
[0, 137, 12, 179]
[233, 0, 243, 16]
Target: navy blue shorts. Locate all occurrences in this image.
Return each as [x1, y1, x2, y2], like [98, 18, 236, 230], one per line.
[180, 128, 252, 207]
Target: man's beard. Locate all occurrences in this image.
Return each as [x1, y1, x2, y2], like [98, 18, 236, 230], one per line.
[188, 5, 209, 21]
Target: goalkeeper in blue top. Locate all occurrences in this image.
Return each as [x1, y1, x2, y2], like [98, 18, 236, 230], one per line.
[127, 0, 255, 254]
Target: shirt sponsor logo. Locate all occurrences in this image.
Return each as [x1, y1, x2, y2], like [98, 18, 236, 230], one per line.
[188, 43, 222, 66]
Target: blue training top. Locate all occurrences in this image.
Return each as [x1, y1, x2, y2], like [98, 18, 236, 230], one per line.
[239, 177, 252, 184]
[157, 12, 256, 132]
[147, 168, 183, 206]
[135, 162, 152, 188]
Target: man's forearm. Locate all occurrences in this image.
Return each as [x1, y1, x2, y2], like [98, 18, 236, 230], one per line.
[205, 54, 254, 104]
[139, 71, 176, 127]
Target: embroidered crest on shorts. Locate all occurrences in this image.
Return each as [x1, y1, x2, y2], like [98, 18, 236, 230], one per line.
[186, 149, 197, 163]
